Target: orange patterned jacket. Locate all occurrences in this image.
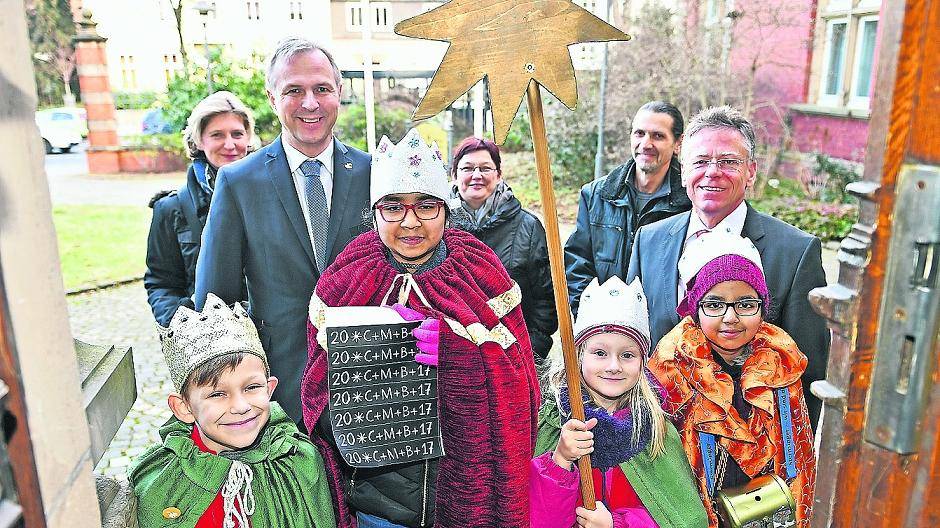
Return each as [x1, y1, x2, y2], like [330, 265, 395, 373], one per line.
[649, 318, 816, 528]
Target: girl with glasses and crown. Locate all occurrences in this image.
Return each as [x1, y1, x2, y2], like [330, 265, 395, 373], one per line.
[300, 129, 539, 528]
[648, 231, 816, 528]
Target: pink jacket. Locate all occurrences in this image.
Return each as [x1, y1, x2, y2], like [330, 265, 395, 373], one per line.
[529, 452, 658, 528]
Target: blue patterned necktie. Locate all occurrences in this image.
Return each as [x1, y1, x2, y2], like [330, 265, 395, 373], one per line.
[300, 159, 329, 272]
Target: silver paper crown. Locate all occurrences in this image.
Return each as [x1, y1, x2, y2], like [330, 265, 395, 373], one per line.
[158, 293, 268, 392]
[573, 276, 651, 348]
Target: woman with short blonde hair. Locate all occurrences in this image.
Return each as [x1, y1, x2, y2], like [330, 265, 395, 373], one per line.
[182, 90, 256, 160]
[145, 91, 255, 326]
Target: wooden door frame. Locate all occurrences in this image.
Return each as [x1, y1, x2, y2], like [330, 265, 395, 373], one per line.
[810, 0, 940, 525]
[0, 265, 46, 526]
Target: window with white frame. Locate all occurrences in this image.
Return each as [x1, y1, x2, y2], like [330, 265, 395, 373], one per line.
[815, 0, 880, 110]
[290, 1, 303, 20]
[848, 15, 878, 108]
[372, 3, 392, 32]
[576, 0, 598, 14]
[345, 2, 392, 32]
[819, 19, 848, 106]
[163, 54, 182, 83]
[246, 1, 260, 20]
[119, 55, 137, 90]
[346, 3, 363, 30]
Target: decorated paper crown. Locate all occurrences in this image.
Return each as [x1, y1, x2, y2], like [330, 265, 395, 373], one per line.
[370, 128, 456, 208]
[158, 293, 269, 393]
[678, 231, 763, 288]
[573, 277, 651, 353]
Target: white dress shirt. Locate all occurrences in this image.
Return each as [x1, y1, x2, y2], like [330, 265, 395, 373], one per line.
[283, 138, 334, 260]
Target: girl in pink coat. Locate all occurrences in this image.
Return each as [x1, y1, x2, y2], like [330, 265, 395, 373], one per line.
[530, 277, 707, 528]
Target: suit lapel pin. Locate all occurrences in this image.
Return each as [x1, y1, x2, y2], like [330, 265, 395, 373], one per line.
[344, 162, 353, 170]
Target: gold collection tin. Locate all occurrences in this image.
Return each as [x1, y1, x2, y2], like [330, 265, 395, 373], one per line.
[715, 474, 796, 528]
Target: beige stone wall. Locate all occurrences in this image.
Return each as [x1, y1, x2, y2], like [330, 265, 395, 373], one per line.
[0, 2, 101, 525]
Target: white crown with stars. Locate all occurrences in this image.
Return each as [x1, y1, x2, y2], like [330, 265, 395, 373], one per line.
[158, 293, 269, 392]
[573, 276, 651, 349]
[370, 128, 456, 208]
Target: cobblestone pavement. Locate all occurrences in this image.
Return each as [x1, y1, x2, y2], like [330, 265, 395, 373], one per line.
[67, 281, 171, 477]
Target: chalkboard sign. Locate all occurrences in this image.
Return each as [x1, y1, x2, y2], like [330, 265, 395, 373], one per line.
[325, 307, 444, 468]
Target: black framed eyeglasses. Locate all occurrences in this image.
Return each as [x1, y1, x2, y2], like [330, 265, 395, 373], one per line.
[698, 298, 763, 318]
[374, 200, 445, 222]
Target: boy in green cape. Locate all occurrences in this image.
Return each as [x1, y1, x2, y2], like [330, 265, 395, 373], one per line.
[130, 293, 336, 528]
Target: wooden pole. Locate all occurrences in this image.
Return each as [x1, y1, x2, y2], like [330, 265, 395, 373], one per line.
[526, 80, 596, 509]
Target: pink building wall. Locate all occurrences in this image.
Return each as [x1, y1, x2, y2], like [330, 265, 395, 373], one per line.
[727, 0, 817, 144]
[790, 113, 869, 161]
[685, 0, 878, 170]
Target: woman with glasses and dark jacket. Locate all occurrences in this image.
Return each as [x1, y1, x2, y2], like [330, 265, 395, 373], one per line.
[301, 129, 540, 528]
[450, 136, 558, 360]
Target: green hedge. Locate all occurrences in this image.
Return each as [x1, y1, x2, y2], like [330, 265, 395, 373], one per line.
[752, 197, 857, 242]
[334, 104, 412, 152]
[161, 50, 279, 143]
[114, 91, 158, 110]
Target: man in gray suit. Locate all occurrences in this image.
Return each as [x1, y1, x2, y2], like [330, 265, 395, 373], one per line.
[627, 106, 829, 426]
[195, 38, 371, 423]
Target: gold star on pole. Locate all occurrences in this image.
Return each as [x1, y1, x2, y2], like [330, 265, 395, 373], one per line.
[396, 0, 631, 510]
[395, 0, 629, 144]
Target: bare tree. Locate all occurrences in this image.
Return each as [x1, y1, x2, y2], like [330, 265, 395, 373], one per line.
[26, 0, 76, 105]
[167, 0, 190, 72]
[577, 0, 806, 182]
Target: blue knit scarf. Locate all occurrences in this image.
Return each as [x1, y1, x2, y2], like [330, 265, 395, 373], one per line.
[559, 390, 653, 469]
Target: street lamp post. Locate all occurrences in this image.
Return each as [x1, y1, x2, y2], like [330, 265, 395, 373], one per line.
[360, 0, 376, 152]
[594, 0, 612, 180]
[194, 1, 215, 93]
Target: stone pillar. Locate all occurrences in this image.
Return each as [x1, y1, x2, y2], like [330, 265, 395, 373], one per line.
[0, 1, 101, 526]
[73, 9, 120, 174]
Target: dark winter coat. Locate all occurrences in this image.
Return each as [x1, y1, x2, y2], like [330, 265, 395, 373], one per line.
[454, 185, 558, 358]
[564, 158, 691, 315]
[196, 137, 371, 424]
[144, 159, 233, 326]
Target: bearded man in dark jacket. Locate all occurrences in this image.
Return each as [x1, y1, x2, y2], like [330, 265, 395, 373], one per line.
[565, 101, 691, 315]
[450, 137, 558, 359]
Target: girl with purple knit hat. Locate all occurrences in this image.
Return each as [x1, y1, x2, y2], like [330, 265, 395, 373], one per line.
[648, 231, 816, 528]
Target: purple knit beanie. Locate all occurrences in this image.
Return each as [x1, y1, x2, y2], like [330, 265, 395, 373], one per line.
[677, 254, 771, 319]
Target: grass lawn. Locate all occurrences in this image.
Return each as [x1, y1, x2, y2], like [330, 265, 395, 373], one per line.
[54, 204, 151, 291]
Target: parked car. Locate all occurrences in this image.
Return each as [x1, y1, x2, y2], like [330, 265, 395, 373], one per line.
[36, 110, 83, 154]
[141, 109, 174, 134]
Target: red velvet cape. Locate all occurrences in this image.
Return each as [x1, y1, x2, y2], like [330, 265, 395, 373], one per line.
[301, 229, 540, 527]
